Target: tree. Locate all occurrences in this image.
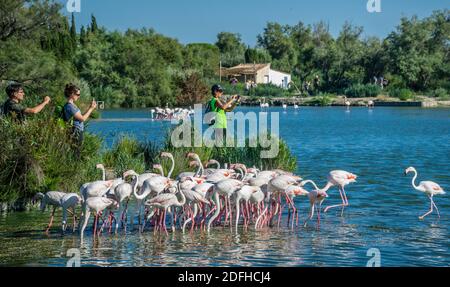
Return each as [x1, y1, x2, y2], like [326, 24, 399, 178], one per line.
[215, 32, 246, 67]
[257, 22, 297, 72]
[91, 14, 98, 33]
[176, 73, 209, 106]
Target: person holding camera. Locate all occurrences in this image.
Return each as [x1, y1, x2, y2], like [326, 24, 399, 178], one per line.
[62, 83, 97, 158]
[208, 84, 240, 145]
[2, 82, 51, 123]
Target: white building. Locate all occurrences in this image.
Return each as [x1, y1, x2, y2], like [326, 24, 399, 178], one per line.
[222, 63, 291, 89]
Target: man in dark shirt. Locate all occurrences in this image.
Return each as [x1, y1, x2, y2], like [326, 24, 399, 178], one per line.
[2, 82, 50, 122]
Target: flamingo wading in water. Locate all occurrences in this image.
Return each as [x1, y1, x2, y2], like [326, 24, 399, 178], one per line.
[404, 167, 445, 220]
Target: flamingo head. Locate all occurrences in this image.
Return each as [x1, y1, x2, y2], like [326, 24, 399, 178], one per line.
[404, 167, 416, 176]
[153, 164, 162, 170]
[123, 169, 137, 179]
[160, 152, 172, 158]
[96, 163, 104, 169]
[189, 160, 199, 168]
[186, 152, 197, 159]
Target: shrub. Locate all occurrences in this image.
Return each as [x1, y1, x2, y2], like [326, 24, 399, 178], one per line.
[428, 88, 449, 100]
[389, 88, 414, 101]
[0, 117, 102, 205]
[344, 84, 381, 98]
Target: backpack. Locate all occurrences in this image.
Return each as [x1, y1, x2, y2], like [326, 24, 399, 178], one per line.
[205, 98, 217, 126]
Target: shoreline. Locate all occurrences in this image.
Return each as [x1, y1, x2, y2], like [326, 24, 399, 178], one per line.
[237, 95, 450, 108]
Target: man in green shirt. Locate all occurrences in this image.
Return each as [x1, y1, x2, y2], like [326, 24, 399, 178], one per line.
[2, 82, 51, 122]
[209, 84, 239, 146]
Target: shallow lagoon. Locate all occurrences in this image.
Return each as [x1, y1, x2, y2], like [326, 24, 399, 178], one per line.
[1, 107, 449, 266]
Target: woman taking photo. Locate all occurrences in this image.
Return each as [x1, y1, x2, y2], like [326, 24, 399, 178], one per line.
[62, 83, 97, 157]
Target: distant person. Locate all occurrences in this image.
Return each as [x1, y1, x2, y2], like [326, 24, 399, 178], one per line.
[313, 75, 320, 89]
[207, 84, 239, 146]
[62, 83, 97, 158]
[373, 76, 378, 85]
[2, 82, 50, 123]
[380, 76, 385, 89]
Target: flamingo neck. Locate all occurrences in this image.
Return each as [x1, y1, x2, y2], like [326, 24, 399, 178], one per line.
[167, 156, 175, 178]
[321, 182, 334, 192]
[194, 157, 203, 177]
[410, 170, 420, 190]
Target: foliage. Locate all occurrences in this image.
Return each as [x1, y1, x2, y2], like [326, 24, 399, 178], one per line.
[176, 73, 209, 106]
[0, 116, 102, 203]
[344, 84, 381, 98]
[389, 88, 414, 101]
[427, 88, 449, 100]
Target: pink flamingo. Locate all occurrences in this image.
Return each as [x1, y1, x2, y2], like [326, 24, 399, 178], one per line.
[80, 197, 119, 238]
[405, 167, 445, 220]
[143, 184, 186, 234]
[322, 170, 357, 216]
[299, 180, 329, 227]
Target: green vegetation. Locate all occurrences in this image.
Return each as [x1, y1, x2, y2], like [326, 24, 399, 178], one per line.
[0, 115, 297, 207]
[344, 84, 381, 98]
[389, 88, 414, 101]
[1, 1, 448, 107]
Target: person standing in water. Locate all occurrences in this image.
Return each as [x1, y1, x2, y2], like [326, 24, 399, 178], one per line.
[208, 84, 239, 146]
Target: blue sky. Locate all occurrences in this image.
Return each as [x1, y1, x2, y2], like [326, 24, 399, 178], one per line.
[60, 0, 449, 46]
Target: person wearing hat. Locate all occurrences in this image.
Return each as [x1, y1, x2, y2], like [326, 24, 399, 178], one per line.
[208, 84, 239, 146]
[2, 82, 51, 122]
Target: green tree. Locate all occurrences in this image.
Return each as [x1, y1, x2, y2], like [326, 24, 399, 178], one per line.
[215, 32, 246, 67]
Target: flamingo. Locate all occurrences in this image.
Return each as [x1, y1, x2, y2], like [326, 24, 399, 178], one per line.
[111, 171, 139, 232]
[33, 191, 67, 233]
[80, 196, 119, 238]
[180, 178, 210, 233]
[207, 178, 244, 232]
[234, 185, 261, 232]
[344, 97, 351, 109]
[132, 175, 171, 228]
[160, 152, 175, 178]
[404, 167, 445, 220]
[60, 193, 82, 233]
[143, 184, 186, 234]
[322, 170, 357, 216]
[368, 100, 374, 108]
[299, 180, 329, 227]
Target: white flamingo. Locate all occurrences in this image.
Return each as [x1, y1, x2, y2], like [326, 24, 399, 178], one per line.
[80, 197, 119, 238]
[405, 167, 445, 220]
[234, 185, 261, 232]
[207, 178, 244, 232]
[322, 170, 358, 216]
[143, 184, 186, 234]
[33, 191, 66, 233]
[299, 180, 329, 227]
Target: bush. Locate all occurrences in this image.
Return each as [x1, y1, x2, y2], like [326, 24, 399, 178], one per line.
[0, 117, 102, 205]
[306, 93, 335, 106]
[389, 88, 414, 101]
[344, 84, 381, 98]
[428, 88, 449, 100]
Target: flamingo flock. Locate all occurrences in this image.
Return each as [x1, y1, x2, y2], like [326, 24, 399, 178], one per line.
[32, 157, 445, 238]
[150, 107, 194, 121]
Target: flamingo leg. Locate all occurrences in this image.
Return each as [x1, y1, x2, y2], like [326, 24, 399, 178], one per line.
[45, 207, 56, 233]
[419, 196, 434, 220]
[431, 197, 440, 218]
[324, 187, 347, 214]
[304, 203, 314, 227]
